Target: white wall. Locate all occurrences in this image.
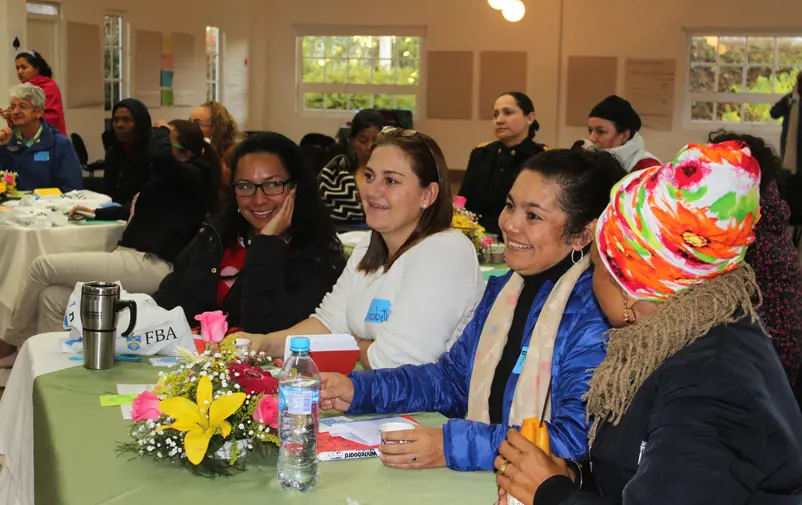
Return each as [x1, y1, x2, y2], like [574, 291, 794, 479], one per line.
[251, 0, 800, 169]
[0, 0, 252, 160]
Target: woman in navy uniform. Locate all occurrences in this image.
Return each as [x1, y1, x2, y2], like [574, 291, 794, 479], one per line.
[459, 92, 547, 236]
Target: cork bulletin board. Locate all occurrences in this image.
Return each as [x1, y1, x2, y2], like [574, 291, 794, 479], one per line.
[566, 56, 618, 127]
[426, 51, 473, 119]
[478, 51, 527, 120]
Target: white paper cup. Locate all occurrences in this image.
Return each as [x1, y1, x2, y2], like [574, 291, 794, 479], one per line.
[379, 422, 416, 445]
[234, 338, 251, 358]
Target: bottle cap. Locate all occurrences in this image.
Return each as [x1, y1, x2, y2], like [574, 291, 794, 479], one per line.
[289, 336, 310, 353]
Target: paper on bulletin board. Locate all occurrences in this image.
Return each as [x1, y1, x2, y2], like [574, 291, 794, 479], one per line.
[566, 56, 618, 127]
[160, 70, 174, 88]
[161, 89, 174, 107]
[624, 58, 676, 131]
[161, 34, 172, 56]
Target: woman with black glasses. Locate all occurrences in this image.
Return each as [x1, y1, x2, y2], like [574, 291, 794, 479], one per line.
[153, 132, 346, 334]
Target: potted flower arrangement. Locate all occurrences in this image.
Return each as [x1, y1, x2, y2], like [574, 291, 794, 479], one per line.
[452, 196, 493, 258]
[118, 311, 280, 476]
[0, 171, 18, 201]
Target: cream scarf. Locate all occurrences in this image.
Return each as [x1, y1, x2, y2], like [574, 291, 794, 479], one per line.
[466, 255, 590, 426]
[782, 92, 799, 174]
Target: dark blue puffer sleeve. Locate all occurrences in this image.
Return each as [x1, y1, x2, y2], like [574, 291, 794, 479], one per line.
[546, 303, 609, 460]
[444, 418, 508, 471]
[346, 278, 502, 417]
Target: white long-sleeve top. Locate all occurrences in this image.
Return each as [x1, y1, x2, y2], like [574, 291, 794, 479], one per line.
[312, 228, 485, 369]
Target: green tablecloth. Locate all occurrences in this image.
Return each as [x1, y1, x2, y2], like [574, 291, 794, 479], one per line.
[33, 363, 497, 505]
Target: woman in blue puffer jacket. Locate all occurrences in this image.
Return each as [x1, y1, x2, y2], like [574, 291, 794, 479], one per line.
[320, 149, 626, 471]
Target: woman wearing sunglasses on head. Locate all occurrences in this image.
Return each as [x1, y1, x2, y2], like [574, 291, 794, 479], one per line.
[247, 127, 485, 370]
[493, 142, 802, 505]
[317, 149, 624, 472]
[154, 132, 345, 334]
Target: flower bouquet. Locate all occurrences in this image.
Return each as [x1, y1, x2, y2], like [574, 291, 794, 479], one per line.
[0, 171, 18, 201]
[452, 196, 493, 257]
[118, 311, 280, 476]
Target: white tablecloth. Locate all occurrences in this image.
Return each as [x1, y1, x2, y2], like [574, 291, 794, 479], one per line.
[0, 222, 125, 338]
[0, 332, 79, 505]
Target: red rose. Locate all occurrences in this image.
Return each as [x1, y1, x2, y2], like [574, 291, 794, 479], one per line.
[227, 362, 278, 395]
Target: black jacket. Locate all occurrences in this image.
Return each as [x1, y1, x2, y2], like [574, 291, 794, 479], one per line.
[152, 212, 346, 334]
[535, 317, 802, 505]
[95, 127, 214, 263]
[459, 136, 547, 235]
[102, 98, 173, 207]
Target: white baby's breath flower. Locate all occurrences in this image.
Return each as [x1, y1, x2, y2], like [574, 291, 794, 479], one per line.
[238, 423, 245, 430]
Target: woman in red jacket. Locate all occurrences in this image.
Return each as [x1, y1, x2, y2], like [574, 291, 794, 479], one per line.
[12, 51, 67, 135]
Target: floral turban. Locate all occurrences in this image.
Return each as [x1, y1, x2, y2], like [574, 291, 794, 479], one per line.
[596, 141, 761, 301]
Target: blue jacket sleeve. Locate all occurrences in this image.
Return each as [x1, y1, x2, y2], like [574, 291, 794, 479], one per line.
[443, 418, 508, 472]
[547, 307, 609, 460]
[56, 138, 83, 191]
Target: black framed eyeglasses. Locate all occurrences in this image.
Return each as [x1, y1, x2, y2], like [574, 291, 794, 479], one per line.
[232, 180, 293, 197]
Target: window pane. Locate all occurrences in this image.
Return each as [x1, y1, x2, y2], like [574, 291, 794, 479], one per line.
[395, 36, 420, 59]
[205, 27, 219, 53]
[689, 66, 715, 91]
[398, 59, 419, 86]
[374, 94, 395, 109]
[717, 66, 743, 92]
[778, 37, 802, 65]
[690, 101, 714, 121]
[325, 93, 347, 110]
[747, 37, 774, 64]
[27, 2, 58, 16]
[104, 49, 112, 78]
[347, 59, 372, 84]
[304, 92, 324, 110]
[111, 49, 119, 79]
[349, 93, 373, 110]
[104, 81, 112, 111]
[348, 36, 374, 58]
[719, 37, 746, 64]
[716, 102, 742, 122]
[324, 58, 347, 84]
[373, 59, 395, 84]
[690, 37, 716, 64]
[746, 66, 772, 93]
[327, 37, 350, 58]
[113, 81, 121, 106]
[396, 94, 416, 110]
[775, 67, 800, 94]
[744, 103, 777, 122]
[302, 58, 324, 84]
[302, 36, 325, 58]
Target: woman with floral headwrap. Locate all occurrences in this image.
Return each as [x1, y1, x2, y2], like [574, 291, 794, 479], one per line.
[492, 141, 802, 505]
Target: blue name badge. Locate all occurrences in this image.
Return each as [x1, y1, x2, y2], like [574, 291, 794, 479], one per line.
[365, 298, 392, 324]
[512, 346, 528, 375]
[34, 151, 50, 162]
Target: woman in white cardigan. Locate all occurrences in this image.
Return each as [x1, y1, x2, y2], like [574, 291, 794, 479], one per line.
[248, 127, 484, 369]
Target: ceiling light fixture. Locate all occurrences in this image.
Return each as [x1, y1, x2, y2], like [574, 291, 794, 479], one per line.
[502, 0, 526, 22]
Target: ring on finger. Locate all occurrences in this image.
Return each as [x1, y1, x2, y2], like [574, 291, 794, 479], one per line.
[411, 455, 417, 462]
[498, 460, 509, 477]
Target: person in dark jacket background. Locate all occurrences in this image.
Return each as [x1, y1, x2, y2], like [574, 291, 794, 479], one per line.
[493, 141, 802, 505]
[770, 72, 802, 174]
[459, 92, 547, 236]
[154, 131, 345, 334]
[708, 131, 802, 389]
[0, 83, 81, 191]
[318, 149, 626, 472]
[0, 120, 220, 368]
[102, 98, 172, 208]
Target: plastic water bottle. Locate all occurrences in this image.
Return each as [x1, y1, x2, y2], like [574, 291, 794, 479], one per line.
[277, 337, 320, 491]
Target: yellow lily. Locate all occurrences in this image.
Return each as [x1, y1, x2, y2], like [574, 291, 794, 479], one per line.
[158, 376, 246, 465]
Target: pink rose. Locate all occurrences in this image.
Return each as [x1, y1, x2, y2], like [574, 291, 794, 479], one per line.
[453, 196, 467, 209]
[194, 310, 228, 343]
[131, 391, 161, 422]
[253, 395, 278, 428]
[3, 173, 13, 185]
[480, 236, 494, 248]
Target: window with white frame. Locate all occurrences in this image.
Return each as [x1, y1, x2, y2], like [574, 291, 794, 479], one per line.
[26, 1, 58, 16]
[205, 27, 221, 102]
[298, 35, 421, 113]
[687, 34, 802, 124]
[103, 15, 124, 111]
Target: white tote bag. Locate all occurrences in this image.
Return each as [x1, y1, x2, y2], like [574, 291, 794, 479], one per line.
[62, 281, 196, 356]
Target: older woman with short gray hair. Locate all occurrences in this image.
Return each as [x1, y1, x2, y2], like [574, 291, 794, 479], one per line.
[0, 82, 81, 191]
